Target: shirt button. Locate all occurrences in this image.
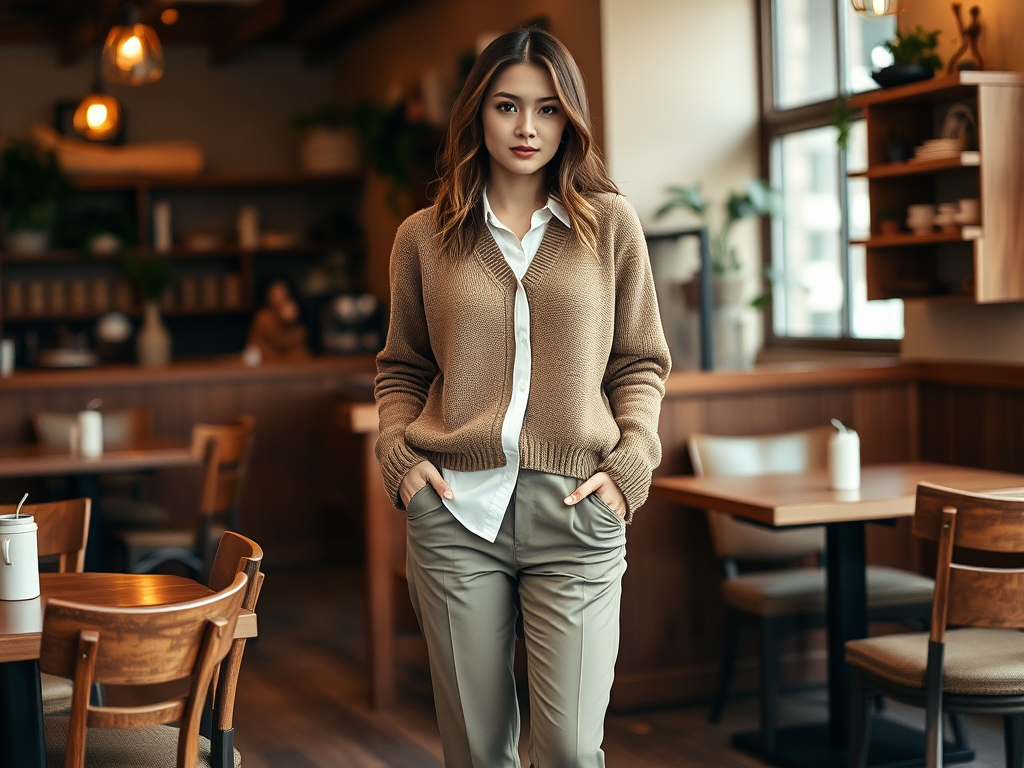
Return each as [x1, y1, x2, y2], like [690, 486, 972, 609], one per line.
[518, 382, 526, 392]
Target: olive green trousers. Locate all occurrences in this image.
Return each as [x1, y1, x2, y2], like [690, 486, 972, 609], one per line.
[404, 469, 627, 768]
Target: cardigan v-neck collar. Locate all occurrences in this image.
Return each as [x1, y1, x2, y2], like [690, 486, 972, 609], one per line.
[474, 215, 571, 292]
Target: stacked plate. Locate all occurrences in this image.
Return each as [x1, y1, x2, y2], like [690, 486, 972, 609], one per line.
[910, 138, 964, 162]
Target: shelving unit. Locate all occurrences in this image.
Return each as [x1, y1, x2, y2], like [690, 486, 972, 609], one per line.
[849, 71, 1024, 302]
[0, 171, 365, 356]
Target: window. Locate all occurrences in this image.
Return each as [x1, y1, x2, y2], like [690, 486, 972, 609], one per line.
[762, 0, 903, 343]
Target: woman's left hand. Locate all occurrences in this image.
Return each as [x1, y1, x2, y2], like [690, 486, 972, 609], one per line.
[564, 471, 627, 520]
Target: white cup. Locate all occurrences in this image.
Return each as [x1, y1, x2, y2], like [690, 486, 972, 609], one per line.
[77, 410, 103, 458]
[0, 339, 13, 378]
[828, 427, 861, 491]
[0, 514, 41, 601]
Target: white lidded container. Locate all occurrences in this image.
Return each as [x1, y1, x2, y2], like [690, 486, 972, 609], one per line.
[828, 421, 861, 491]
[0, 513, 40, 601]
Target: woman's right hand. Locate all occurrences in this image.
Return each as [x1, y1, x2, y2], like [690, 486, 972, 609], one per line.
[399, 460, 454, 508]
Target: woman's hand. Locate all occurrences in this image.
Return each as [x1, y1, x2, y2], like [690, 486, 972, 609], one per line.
[399, 460, 454, 508]
[564, 471, 627, 519]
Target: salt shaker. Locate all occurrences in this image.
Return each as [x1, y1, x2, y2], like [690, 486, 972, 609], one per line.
[77, 410, 104, 458]
[828, 419, 860, 491]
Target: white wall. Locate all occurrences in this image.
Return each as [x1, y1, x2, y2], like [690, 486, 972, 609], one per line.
[0, 45, 333, 173]
[601, 0, 761, 369]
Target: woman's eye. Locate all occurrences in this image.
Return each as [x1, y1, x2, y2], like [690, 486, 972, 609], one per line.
[498, 102, 517, 113]
[540, 106, 559, 115]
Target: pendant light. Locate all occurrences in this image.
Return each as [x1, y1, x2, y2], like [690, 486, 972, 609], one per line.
[851, 0, 910, 19]
[102, 6, 164, 86]
[73, 88, 122, 141]
[75, 40, 123, 142]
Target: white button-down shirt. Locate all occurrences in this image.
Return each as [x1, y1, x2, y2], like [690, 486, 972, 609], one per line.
[440, 191, 571, 542]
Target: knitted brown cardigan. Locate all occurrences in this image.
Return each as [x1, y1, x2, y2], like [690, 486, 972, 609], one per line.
[374, 193, 671, 519]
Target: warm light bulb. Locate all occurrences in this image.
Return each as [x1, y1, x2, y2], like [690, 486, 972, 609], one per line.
[117, 36, 144, 69]
[160, 8, 179, 25]
[74, 92, 122, 141]
[86, 103, 109, 129]
[852, 0, 907, 18]
[872, 0, 888, 14]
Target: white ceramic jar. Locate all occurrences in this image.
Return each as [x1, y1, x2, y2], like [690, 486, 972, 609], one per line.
[0, 514, 41, 601]
[828, 428, 861, 491]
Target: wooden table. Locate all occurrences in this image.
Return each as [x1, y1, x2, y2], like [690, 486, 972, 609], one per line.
[0, 572, 257, 768]
[0, 438, 197, 570]
[651, 462, 1024, 768]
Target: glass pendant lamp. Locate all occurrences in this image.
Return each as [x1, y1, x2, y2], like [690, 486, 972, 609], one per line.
[102, 6, 164, 85]
[851, 0, 910, 18]
[73, 87, 122, 141]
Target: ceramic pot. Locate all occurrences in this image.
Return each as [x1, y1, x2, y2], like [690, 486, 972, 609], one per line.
[136, 302, 171, 367]
[713, 274, 746, 307]
[4, 229, 49, 255]
[871, 64, 934, 89]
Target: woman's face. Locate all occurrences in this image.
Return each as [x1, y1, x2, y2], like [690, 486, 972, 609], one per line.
[482, 62, 568, 183]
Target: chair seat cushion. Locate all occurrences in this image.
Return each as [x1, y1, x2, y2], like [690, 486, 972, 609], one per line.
[722, 565, 934, 617]
[846, 627, 1024, 696]
[40, 673, 73, 716]
[45, 717, 241, 768]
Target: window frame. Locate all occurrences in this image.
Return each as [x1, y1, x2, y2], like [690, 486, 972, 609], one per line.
[756, 0, 900, 353]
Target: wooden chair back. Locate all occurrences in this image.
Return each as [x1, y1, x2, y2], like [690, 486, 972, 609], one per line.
[191, 416, 256, 519]
[0, 499, 90, 573]
[39, 572, 248, 768]
[913, 482, 1024, 641]
[34, 408, 152, 448]
[688, 427, 830, 562]
[207, 531, 264, 750]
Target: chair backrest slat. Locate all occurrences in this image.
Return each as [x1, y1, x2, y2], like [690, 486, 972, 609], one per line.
[688, 427, 831, 561]
[947, 564, 1024, 628]
[191, 416, 256, 517]
[0, 499, 90, 573]
[914, 482, 1024, 551]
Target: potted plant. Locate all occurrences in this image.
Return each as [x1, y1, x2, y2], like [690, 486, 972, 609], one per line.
[123, 252, 175, 367]
[0, 140, 71, 254]
[878, 207, 902, 236]
[352, 98, 433, 212]
[656, 180, 780, 307]
[872, 27, 943, 89]
[291, 103, 362, 176]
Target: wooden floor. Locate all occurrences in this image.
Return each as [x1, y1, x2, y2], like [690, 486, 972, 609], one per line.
[231, 565, 1009, 768]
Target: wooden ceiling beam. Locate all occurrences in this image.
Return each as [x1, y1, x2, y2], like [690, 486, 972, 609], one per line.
[209, 0, 285, 66]
[56, 0, 123, 66]
[297, 0, 422, 65]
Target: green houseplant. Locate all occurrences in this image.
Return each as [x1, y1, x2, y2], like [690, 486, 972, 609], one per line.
[872, 27, 943, 88]
[0, 140, 71, 254]
[657, 180, 780, 305]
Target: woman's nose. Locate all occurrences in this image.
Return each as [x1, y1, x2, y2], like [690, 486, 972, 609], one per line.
[516, 115, 536, 138]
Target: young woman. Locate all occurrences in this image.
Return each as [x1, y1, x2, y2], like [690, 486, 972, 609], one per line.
[375, 27, 671, 768]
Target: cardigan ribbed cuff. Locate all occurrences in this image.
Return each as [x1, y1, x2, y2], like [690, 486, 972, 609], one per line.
[597, 449, 653, 523]
[381, 439, 430, 509]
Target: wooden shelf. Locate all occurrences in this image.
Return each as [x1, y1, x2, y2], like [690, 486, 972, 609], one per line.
[72, 172, 364, 191]
[2, 306, 251, 323]
[0, 240, 360, 264]
[852, 227, 981, 248]
[850, 153, 980, 179]
[849, 71, 1024, 108]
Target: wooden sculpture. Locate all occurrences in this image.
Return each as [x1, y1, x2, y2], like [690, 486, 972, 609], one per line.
[947, 4, 984, 74]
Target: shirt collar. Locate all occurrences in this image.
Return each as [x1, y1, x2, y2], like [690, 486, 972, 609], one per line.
[483, 190, 572, 231]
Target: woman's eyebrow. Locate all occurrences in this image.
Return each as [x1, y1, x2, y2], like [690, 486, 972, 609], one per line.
[491, 91, 559, 102]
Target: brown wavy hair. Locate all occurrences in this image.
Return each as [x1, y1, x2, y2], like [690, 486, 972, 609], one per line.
[433, 27, 618, 259]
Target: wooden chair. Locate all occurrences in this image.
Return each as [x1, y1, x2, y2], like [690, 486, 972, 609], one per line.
[40, 571, 248, 768]
[847, 483, 1024, 768]
[688, 427, 935, 753]
[115, 416, 256, 579]
[0, 498, 91, 716]
[205, 531, 264, 768]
